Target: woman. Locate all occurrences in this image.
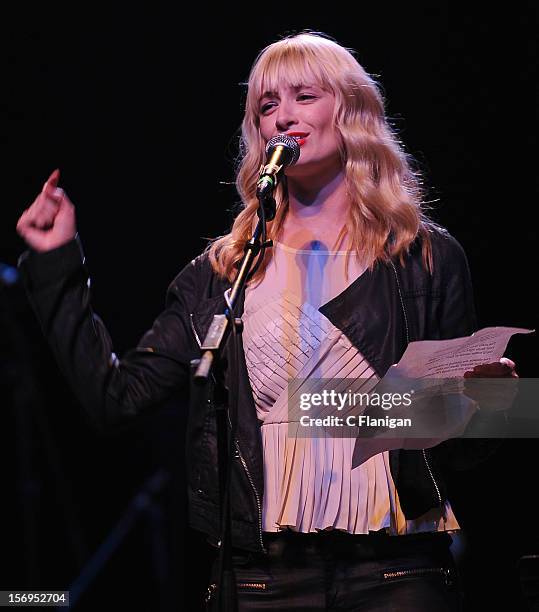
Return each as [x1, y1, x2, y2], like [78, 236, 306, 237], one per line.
[17, 32, 516, 611]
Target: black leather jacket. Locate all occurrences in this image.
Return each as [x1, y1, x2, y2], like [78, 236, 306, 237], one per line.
[19, 228, 501, 552]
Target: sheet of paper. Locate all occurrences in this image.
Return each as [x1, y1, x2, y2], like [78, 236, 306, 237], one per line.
[351, 326, 534, 468]
[391, 326, 534, 378]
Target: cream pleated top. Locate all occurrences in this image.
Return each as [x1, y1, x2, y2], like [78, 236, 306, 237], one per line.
[243, 239, 459, 535]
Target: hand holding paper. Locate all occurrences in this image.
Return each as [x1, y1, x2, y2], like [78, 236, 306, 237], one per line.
[351, 327, 534, 468]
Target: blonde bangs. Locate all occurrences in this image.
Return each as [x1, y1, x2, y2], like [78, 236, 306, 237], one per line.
[246, 38, 349, 123]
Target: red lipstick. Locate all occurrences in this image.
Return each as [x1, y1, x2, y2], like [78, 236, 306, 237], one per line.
[285, 132, 309, 146]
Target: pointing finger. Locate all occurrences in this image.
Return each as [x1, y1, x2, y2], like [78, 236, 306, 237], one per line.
[42, 168, 60, 194]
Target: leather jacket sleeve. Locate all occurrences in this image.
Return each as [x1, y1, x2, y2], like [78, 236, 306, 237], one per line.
[18, 236, 197, 429]
[434, 231, 478, 340]
[427, 232, 508, 470]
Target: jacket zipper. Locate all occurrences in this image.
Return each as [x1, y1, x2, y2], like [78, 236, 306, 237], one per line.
[422, 448, 445, 518]
[205, 583, 217, 604]
[205, 580, 266, 604]
[234, 440, 266, 553]
[237, 582, 266, 590]
[228, 402, 266, 553]
[191, 312, 266, 554]
[383, 566, 453, 586]
[390, 262, 444, 513]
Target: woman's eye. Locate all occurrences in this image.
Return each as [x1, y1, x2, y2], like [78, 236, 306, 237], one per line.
[297, 94, 316, 101]
[260, 102, 276, 114]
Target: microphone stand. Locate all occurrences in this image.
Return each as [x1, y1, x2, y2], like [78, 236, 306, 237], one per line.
[192, 193, 276, 612]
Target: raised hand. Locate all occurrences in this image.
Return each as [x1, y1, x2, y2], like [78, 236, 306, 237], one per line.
[16, 169, 77, 252]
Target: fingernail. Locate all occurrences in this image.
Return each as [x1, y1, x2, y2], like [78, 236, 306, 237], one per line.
[43, 169, 59, 191]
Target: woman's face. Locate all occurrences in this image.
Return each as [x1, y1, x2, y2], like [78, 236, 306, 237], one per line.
[257, 82, 341, 179]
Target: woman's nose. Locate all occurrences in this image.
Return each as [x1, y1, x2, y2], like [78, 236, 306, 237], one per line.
[275, 101, 298, 132]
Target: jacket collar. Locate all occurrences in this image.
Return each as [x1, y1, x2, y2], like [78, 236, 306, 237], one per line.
[191, 257, 407, 379]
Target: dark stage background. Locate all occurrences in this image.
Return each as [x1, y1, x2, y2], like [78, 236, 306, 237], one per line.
[1, 5, 538, 611]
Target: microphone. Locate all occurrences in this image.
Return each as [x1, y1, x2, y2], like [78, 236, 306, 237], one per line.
[256, 134, 300, 199]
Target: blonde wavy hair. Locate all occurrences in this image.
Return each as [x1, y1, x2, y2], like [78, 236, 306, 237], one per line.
[207, 31, 438, 283]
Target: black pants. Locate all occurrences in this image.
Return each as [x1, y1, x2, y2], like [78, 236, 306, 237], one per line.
[208, 529, 462, 611]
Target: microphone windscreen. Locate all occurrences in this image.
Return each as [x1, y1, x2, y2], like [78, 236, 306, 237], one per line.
[265, 134, 301, 167]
